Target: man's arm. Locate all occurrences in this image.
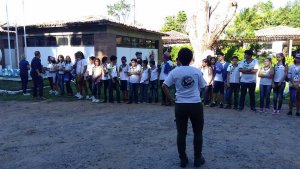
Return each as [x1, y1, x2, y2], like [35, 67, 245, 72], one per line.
[162, 84, 175, 103]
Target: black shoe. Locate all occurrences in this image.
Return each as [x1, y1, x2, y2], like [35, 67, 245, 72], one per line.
[233, 106, 238, 110]
[102, 100, 107, 103]
[238, 107, 244, 111]
[251, 108, 256, 112]
[194, 156, 205, 167]
[126, 102, 132, 104]
[296, 112, 300, 116]
[135, 102, 139, 104]
[180, 157, 188, 168]
[210, 103, 216, 107]
[287, 111, 293, 115]
[224, 105, 231, 109]
[219, 103, 224, 108]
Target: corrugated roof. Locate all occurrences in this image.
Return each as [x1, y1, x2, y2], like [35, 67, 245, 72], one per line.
[255, 26, 300, 38]
[25, 15, 165, 35]
[162, 30, 190, 44]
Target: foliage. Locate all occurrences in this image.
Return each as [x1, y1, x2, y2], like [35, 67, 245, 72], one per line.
[225, 0, 300, 39]
[107, 0, 131, 23]
[160, 11, 187, 33]
[164, 44, 193, 62]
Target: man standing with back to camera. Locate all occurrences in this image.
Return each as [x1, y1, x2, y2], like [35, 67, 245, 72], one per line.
[30, 51, 45, 99]
[162, 48, 206, 168]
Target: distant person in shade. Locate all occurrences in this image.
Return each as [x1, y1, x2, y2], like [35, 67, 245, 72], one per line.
[19, 56, 30, 96]
[30, 51, 45, 99]
[162, 48, 206, 168]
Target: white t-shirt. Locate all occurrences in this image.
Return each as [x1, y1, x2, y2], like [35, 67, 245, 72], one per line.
[108, 63, 118, 78]
[201, 66, 210, 85]
[164, 66, 206, 103]
[57, 62, 65, 74]
[227, 64, 240, 83]
[65, 63, 73, 72]
[259, 67, 273, 85]
[47, 63, 56, 78]
[239, 59, 259, 83]
[159, 60, 173, 80]
[76, 59, 88, 75]
[129, 65, 141, 83]
[119, 64, 129, 81]
[288, 64, 300, 86]
[140, 67, 150, 84]
[87, 64, 94, 76]
[92, 66, 102, 79]
[102, 64, 110, 80]
[150, 67, 159, 81]
[274, 64, 286, 83]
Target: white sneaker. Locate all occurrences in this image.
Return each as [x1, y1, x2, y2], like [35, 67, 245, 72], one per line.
[94, 99, 100, 103]
[54, 91, 59, 96]
[23, 93, 31, 96]
[92, 99, 96, 102]
[86, 96, 90, 100]
[91, 96, 95, 100]
[49, 90, 53, 95]
[78, 95, 83, 100]
[75, 93, 80, 98]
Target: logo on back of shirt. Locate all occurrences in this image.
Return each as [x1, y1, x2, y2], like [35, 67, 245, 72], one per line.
[181, 76, 195, 89]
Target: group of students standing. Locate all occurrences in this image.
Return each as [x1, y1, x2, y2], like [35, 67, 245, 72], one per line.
[40, 51, 175, 105]
[201, 50, 300, 116]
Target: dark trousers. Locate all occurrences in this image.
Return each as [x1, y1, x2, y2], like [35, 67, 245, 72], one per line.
[48, 77, 54, 90]
[149, 80, 158, 103]
[259, 84, 272, 109]
[103, 80, 109, 101]
[203, 85, 212, 105]
[32, 75, 44, 97]
[175, 103, 204, 160]
[273, 82, 286, 110]
[129, 83, 139, 103]
[239, 82, 256, 110]
[160, 80, 169, 104]
[87, 76, 93, 94]
[93, 82, 102, 99]
[109, 77, 121, 102]
[140, 83, 149, 103]
[20, 74, 28, 94]
[65, 80, 73, 95]
[226, 83, 240, 108]
[57, 74, 65, 95]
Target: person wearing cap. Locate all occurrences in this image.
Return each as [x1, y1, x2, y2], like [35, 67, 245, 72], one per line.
[19, 56, 30, 96]
[238, 50, 259, 111]
[287, 53, 300, 116]
[159, 51, 173, 106]
[119, 56, 129, 102]
[162, 48, 206, 168]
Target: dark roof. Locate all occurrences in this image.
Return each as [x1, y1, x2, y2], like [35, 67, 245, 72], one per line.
[0, 27, 14, 33]
[162, 30, 190, 44]
[25, 15, 165, 36]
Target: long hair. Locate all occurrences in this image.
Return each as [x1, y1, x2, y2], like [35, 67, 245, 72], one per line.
[277, 53, 286, 66]
[65, 55, 72, 64]
[57, 55, 65, 63]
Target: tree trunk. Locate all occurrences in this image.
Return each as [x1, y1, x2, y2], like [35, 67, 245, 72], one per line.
[187, 0, 237, 68]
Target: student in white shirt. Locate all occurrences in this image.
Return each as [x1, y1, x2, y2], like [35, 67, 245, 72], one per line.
[119, 56, 129, 102]
[86, 56, 95, 99]
[273, 53, 288, 114]
[149, 60, 159, 103]
[238, 50, 259, 111]
[258, 58, 274, 113]
[101, 56, 110, 103]
[224, 56, 240, 109]
[140, 60, 150, 103]
[108, 55, 121, 103]
[46, 56, 58, 95]
[74, 51, 88, 99]
[127, 58, 141, 104]
[91, 58, 103, 103]
[64, 55, 74, 96]
[201, 58, 213, 106]
[162, 48, 206, 168]
[159, 51, 173, 106]
[57, 55, 66, 95]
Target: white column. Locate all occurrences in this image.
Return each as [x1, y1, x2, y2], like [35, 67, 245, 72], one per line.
[15, 24, 19, 68]
[289, 39, 293, 56]
[6, 0, 12, 68]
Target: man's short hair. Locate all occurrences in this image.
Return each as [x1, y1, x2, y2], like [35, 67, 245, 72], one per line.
[142, 60, 148, 65]
[217, 52, 225, 56]
[110, 55, 117, 61]
[34, 51, 40, 57]
[131, 58, 137, 63]
[150, 60, 155, 65]
[244, 50, 253, 56]
[102, 56, 108, 63]
[177, 48, 193, 66]
[232, 56, 239, 60]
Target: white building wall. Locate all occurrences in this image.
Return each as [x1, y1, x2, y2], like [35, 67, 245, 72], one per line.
[116, 47, 158, 65]
[4, 49, 16, 69]
[272, 41, 284, 54]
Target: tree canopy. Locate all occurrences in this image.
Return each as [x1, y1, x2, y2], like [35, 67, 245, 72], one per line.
[225, 0, 300, 39]
[160, 11, 187, 33]
[107, 0, 131, 23]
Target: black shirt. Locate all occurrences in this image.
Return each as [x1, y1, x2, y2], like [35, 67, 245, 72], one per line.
[19, 60, 29, 75]
[30, 57, 42, 77]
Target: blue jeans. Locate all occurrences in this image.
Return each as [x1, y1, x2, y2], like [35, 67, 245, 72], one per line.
[140, 83, 149, 103]
[92, 81, 102, 99]
[273, 82, 286, 110]
[239, 82, 256, 110]
[57, 74, 65, 95]
[129, 83, 139, 103]
[20, 74, 28, 94]
[259, 84, 272, 109]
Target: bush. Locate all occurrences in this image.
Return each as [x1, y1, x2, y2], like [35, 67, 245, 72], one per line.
[165, 44, 193, 63]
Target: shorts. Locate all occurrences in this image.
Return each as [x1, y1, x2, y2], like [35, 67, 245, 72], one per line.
[120, 80, 128, 91]
[213, 81, 225, 94]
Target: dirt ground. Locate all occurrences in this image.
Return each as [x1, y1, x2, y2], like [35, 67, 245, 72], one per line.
[0, 101, 299, 169]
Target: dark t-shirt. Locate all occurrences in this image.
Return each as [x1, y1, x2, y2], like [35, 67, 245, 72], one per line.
[30, 57, 42, 77]
[19, 60, 29, 75]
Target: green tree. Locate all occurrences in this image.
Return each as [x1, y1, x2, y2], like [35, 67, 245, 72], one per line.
[107, 0, 131, 23]
[160, 11, 187, 33]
